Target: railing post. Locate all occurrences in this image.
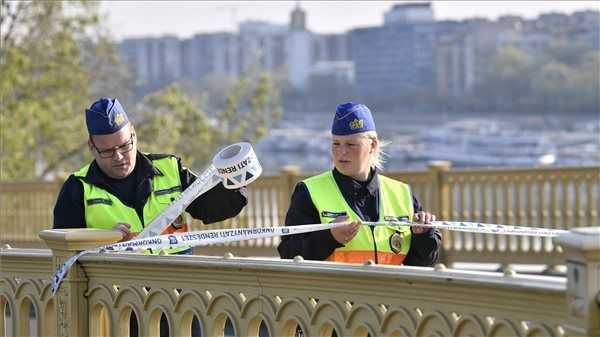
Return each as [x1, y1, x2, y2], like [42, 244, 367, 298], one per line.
[39, 229, 122, 337]
[428, 161, 452, 266]
[554, 227, 600, 337]
[279, 165, 301, 224]
[427, 160, 452, 219]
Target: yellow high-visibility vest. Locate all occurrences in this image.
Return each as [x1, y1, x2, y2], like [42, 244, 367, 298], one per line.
[74, 155, 190, 254]
[304, 171, 414, 264]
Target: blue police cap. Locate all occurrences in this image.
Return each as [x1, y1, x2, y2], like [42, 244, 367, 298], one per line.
[331, 102, 375, 135]
[85, 97, 129, 135]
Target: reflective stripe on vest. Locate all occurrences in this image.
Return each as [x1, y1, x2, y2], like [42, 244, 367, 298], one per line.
[303, 171, 414, 265]
[74, 156, 190, 254]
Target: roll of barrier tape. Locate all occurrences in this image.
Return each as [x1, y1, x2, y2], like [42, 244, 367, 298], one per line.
[136, 142, 261, 239]
[213, 142, 262, 189]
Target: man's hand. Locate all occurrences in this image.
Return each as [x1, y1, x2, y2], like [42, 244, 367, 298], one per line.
[412, 211, 436, 234]
[112, 223, 134, 242]
[330, 215, 360, 245]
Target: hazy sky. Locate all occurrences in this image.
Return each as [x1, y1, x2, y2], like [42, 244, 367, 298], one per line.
[99, 1, 599, 40]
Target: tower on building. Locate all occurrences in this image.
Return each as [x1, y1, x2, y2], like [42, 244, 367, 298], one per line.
[287, 2, 311, 90]
[290, 2, 307, 31]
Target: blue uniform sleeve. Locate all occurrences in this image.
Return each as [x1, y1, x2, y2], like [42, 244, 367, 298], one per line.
[277, 182, 343, 260]
[179, 159, 248, 224]
[53, 175, 86, 229]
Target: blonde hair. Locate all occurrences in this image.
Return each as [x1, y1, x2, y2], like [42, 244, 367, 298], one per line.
[363, 131, 390, 171]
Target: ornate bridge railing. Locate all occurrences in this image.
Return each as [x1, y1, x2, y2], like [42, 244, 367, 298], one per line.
[1, 227, 599, 337]
[1, 164, 598, 266]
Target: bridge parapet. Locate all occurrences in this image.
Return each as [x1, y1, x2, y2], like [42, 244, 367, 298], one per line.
[0, 227, 598, 336]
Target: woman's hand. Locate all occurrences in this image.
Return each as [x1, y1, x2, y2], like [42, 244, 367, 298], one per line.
[330, 215, 360, 244]
[412, 211, 436, 234]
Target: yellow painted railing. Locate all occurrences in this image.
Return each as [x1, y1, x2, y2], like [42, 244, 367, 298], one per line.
[0, 181, 61, 247]
[1, 227, 599, 337]
[1, 164, 598, 265]
[422, 165, 600, 265]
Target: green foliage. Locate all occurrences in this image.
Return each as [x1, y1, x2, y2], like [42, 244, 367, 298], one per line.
[531, 62, 575, 110]
[216, 72, 282, 143]
[475, 46, 534, 110]
[544, 40, 590, 66]
[467, 43, 599, 113]
[573, 52, 600, 110]
[136, 85, 214, 167]
[136, 72, 281, 170]
[0, 1, 126, 181]
[0, 0, 280, 181]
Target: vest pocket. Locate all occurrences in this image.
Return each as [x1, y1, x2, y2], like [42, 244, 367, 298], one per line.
[155, 194, 177, 204]
[154, 185, 181, 196]
[154, 186, 181, 203]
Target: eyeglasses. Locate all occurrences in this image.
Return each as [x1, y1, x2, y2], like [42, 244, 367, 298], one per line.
[91, 134, 135, 158]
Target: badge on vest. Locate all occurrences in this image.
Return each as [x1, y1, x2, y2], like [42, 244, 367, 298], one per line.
[389, 232, 403, 254]
[321, 211, 347, 218]
[384, 215, 409, 222]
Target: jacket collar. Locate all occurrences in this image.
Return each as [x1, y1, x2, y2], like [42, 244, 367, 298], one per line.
[332, 167, 379, 196]
[84, 151, 162, 186]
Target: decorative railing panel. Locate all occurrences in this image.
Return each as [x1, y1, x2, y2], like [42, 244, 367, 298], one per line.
[440, 166, 599, 265]
[80, 254, 567, 337]
[0, 248, 55, 337]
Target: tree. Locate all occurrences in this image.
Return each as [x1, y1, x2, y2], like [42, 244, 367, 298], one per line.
[135, 72, 281, 170]
[572, 51, 600, 112]
[531, 62, 576, 112]
[0, 1, 127, 180]
[544, 40, 590, 66]
[477, 46, 534, 111]
[0, 0, 280, 180]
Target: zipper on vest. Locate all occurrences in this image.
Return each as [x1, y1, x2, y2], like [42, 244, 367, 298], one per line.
[369, 225, 378, 264]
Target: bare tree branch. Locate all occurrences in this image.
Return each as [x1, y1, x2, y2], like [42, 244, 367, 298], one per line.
[1, 1, 28, 50]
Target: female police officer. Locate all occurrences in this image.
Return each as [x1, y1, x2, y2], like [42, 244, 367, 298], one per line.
[278, 102, 440, 266]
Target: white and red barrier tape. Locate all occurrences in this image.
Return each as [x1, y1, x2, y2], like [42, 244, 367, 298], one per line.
[51, 220, 567, 295]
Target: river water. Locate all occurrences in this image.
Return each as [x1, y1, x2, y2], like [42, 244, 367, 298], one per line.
[255, 111, 600, 174]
